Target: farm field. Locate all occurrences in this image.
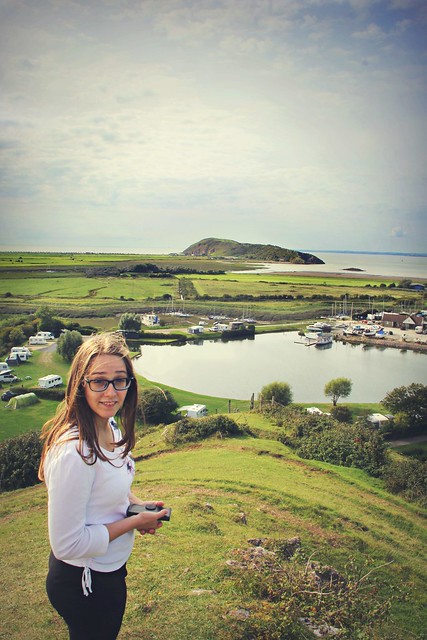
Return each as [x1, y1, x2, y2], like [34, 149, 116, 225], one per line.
[1, 251, 423, 321]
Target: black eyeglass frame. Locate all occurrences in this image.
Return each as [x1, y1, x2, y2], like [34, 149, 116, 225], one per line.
[84, 377, 134, 392]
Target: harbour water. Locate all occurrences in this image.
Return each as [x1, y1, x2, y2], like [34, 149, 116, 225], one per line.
[134, 331, 427, 404]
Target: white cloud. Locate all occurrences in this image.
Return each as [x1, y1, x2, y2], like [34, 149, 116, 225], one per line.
[0, 0, 426, 253]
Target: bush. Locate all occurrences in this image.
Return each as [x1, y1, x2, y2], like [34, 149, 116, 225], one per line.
[136, 387, 178, 425]
[225, 542, 397, 640]
[278, 413, 388, 477]
[163, 414, 245, 445]
[330, 405, 353, 423]
[0, 431, 42, 492]
[382, 458, 427, 506]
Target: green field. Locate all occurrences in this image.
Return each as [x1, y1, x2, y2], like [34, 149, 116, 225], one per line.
[0, 251, 423, 320]
[1, 414, 426, 639]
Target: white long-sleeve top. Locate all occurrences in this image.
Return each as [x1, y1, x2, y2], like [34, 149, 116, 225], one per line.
[44, 421, 136, 573]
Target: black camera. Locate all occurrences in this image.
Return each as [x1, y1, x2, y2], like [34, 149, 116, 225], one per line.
[126, 503, 171, 521]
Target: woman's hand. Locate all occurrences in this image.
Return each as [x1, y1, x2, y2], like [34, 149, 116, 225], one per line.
[133, 501, 166, 536]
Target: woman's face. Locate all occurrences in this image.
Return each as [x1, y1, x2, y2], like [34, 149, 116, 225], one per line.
[83, 354, 130, 426]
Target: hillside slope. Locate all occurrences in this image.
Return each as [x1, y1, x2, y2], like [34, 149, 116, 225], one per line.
[0, 414, 425, 639]
[183, 237, 324, 264]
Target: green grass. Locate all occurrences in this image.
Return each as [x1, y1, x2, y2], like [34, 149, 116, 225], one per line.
[1, 420, 426, 639]
[1, 251, 424, 321]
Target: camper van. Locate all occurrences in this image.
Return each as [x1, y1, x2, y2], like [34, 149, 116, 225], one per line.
[29, 335, 47, 345]
[38, 375, 62, 388]
[36, 331, 55, 340]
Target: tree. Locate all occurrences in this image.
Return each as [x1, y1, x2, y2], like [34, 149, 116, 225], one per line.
[57, 330, 83, 362]
[324, 378, 352, 406]
[36, 305, 64, 337]
[118, 313, 142, 332]
[382, 383, 427, 432]
[9, 327, 26, 346]
[136, 387, 178, 425]
[259, 382, 293, 407]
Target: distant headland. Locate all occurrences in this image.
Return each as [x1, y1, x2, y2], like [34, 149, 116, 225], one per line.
[182, 238, 324, 264]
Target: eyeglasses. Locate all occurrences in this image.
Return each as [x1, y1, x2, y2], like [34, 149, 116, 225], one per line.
[84, 377, 134, 392]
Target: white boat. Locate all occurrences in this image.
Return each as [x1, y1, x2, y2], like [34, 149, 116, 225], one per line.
[306, 322, 332, 333]
[315, 333, 333, 347]
[364, 328, 377, 337]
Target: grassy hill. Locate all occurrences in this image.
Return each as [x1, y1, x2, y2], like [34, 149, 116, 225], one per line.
[1, 413, 426, 639]
[183, 237, 324, 265]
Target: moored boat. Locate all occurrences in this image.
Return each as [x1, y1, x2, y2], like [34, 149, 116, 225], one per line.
[315, 333, 333, 347]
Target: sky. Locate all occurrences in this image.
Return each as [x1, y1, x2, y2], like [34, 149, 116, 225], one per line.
[0, 0, 426, 255]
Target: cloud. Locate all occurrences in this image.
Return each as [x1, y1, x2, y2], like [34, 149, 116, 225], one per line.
[0, 0, 426, 253]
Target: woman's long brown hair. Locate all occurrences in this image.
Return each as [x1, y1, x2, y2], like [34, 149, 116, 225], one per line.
[38, 332, 137, 481]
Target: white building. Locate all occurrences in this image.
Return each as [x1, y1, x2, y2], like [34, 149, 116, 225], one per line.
[141, 314, 160, 326]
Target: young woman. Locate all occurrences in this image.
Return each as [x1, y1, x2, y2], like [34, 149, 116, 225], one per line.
[38, 332, 168, 640]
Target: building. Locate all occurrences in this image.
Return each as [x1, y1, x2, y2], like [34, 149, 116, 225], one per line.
[381, 312, 425, 331]
[141, 313, 160, 326]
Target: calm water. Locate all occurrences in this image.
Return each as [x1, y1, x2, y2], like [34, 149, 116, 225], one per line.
[134, 332, 427, 403]
[236, 252, 427, 280]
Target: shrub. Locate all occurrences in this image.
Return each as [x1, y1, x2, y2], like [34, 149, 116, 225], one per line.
[330, 405, 353, 423]
[382, 458, 427, 506]
[278, 414, 388, 477]
[225, 542, 397, 640]
[0, 431, 42, 492]
[163, 414, 245, 445]
[136, 387, 178, 425]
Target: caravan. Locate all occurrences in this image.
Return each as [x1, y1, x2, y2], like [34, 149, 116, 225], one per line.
[10, 347, 31, 361]
[38, 374, 63, 388]
[0, 369, 16, 383]
[36, 331, 55, 340]
[29, 335, 47, 345]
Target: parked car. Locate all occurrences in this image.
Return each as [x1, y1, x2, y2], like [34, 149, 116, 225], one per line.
[1, 390, 17, 401]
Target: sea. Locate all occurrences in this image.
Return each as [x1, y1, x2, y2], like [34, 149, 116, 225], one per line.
[236, 251, 427, 280]
[1, 247, 426, 280]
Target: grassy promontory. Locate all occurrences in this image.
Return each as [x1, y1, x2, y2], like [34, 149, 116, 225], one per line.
[0, 413, 426, 639]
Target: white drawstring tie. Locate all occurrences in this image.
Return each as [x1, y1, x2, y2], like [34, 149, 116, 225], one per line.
[82, 566, 92, 596]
